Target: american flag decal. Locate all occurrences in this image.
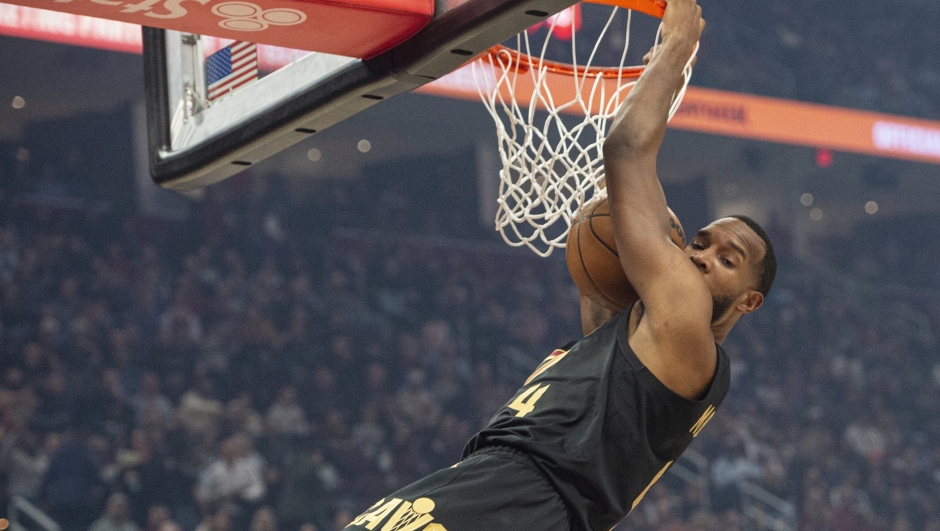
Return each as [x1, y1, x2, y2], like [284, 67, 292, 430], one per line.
[206, 41, 258, 102]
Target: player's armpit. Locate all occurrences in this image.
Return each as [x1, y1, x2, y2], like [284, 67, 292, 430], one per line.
[579, 293, 617, 335]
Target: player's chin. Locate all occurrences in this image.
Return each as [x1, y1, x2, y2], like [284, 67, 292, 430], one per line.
[710, 295, 735, 324]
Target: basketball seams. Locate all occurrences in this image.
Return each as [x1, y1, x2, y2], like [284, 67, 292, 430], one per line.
[588, 215, 619, 258]
[567, 198, 684, 313]
[587, 215, 629, 307]
[584, 200, 619, 258]
[577, 212, 623, 310]
[587, 202, 630, 307]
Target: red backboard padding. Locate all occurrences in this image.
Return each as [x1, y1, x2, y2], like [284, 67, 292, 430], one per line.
[2, 0, 433, 58]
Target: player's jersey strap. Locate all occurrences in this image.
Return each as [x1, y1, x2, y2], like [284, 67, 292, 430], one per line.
[463, 305, 731, 531]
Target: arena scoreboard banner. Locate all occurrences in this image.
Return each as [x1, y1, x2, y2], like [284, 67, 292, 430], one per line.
[423, 65, 940, 166]
[667, 87, 940, 166]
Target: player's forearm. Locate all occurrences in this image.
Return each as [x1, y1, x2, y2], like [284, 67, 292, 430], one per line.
[601, 36, 695, 244]
[604, 35, 693, 158]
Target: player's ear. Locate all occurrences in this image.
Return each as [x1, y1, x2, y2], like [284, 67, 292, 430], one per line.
[737, 290, 763, 314]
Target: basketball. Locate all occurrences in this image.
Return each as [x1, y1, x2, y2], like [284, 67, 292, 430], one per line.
[566, 198, 687, 311]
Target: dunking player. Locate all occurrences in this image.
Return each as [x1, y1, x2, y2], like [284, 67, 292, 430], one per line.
[344, 0, 776, 529]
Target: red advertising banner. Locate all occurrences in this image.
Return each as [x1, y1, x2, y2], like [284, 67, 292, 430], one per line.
[0, 4, 311, 69]
[0, 3, 142, 52]
[0, 0, 431, 58]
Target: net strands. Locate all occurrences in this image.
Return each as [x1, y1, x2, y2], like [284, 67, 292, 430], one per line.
[473, 7, 696, 257]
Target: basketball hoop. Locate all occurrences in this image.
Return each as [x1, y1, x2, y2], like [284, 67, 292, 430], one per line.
[473, 0, 697, 257]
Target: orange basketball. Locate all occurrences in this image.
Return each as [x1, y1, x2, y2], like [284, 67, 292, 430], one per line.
[566, 197, 686, 311]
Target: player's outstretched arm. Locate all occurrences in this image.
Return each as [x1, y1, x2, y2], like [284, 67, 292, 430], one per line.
[603, 0, 715, 396]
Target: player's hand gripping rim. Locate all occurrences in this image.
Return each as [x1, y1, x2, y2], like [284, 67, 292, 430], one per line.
[660, 0, 705, 48]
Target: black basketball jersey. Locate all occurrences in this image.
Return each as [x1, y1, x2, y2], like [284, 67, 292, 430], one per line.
[463, 305, 731, 531]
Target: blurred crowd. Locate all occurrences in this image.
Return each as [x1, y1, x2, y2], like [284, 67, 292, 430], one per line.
[0, 174, 939, 531]
[568, 0, 940, 119]
[698, 0, 940, 119]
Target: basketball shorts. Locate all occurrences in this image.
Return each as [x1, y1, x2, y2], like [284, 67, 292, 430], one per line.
[344, 446, 570, 531]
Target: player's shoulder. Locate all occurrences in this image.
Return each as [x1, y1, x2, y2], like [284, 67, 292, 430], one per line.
[627, 302, 717, 400]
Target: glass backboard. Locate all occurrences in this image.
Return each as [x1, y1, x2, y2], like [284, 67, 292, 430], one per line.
[144, 0, 586, 190]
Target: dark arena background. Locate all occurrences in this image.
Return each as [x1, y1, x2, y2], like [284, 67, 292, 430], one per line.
[1, 0, 940, 530]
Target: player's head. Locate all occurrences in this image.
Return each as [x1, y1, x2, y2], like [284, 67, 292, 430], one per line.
[686, 215, 776, 324]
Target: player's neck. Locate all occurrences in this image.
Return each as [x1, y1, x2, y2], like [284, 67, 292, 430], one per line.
[710, 314, 740, 344]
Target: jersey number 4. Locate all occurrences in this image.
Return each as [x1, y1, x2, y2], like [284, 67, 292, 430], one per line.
[507, 384, 550, 417]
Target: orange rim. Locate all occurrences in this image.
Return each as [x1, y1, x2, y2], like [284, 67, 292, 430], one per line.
[583, 0, 665, 18]
[482, 44, 645, 80]
[480, 0, 666, 80]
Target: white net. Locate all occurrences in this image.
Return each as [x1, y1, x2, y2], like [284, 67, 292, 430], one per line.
[473, 6, 696, 257]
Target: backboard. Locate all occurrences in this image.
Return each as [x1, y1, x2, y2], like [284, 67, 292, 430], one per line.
[144, 0, 585, 190]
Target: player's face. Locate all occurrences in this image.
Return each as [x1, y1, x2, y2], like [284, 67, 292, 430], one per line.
[685, 218, 766, 322]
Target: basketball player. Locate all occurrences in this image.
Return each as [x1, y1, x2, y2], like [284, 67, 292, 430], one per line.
[344, 0, 776, 529]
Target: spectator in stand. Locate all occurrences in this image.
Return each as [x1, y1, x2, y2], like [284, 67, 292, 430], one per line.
[349, 405, 385, 462]
[225, 392, 265, 440]
[198, 434, 266, 531]
[358, 363, 390, 415]
[330, 510, 353, 531]
[39, 426, 104, 531]
[306, 368, 340, 423]
[143, 505, 174, 531]
[844, 417, 888, 465]
[391, 369, 440, 432]
[195, 510, 233, 531]
[265, 386, 309, 438]
[0, 367, 37, 430]
[159, 522, 184, 531]
[0, 429, 56, 502]
[248, 507, 278, 531]
[152, 303, 201, 386]
[427, 353, 465, 415]
[20, 343, 51, 391]
[275, 445, 334, 531]
[427, 414, 471, 470]
[77, 368, 134, 437]
[30, 371, 73, 433]
[133, 372, 175, 430]
[0, 226, 19, 283]
[90, 492, 141, 531]
[710, 439, 762, 513]
[178, 376, 224, 464]
[467, 361, 514, 428]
